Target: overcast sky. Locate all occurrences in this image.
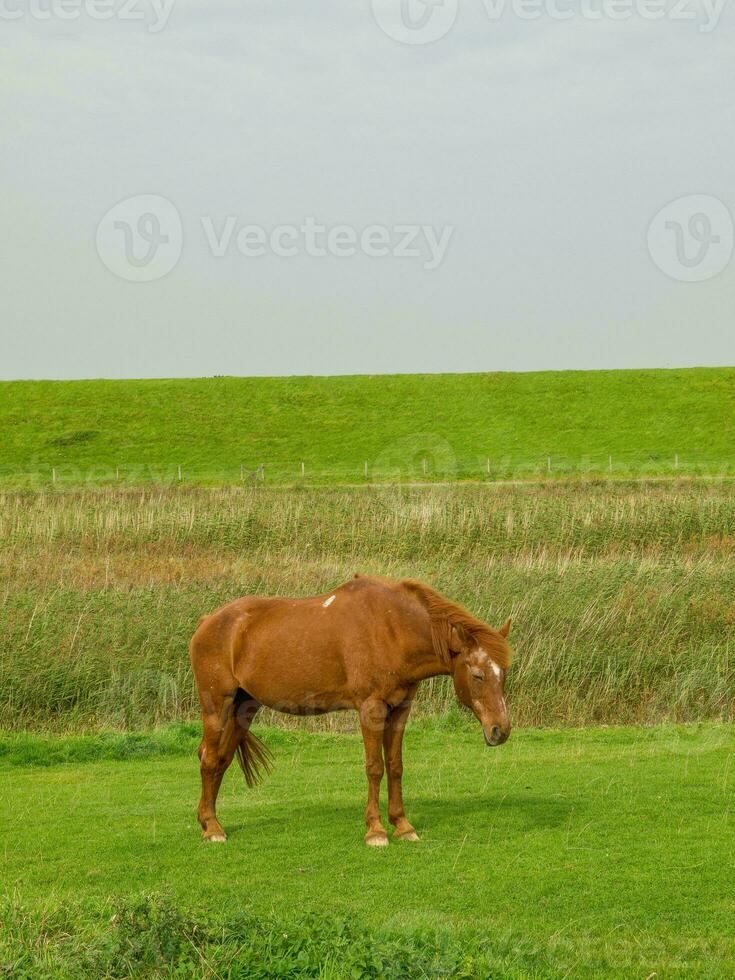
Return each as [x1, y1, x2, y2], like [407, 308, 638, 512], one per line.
[1, 0, 733, 380]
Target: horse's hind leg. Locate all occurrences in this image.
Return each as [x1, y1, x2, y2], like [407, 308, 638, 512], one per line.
[197, 690, 250, 842]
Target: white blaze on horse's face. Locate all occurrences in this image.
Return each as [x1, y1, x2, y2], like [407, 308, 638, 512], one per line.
[454, 646, 511, 748]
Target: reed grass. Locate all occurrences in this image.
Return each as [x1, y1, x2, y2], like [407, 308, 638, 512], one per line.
[1, 483, 734, 730]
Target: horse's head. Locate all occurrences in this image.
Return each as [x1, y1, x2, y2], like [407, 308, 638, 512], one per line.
[450, 618, 512, 747]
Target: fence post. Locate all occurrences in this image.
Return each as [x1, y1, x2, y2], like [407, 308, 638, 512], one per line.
[301, 461, 305, 479]
[240, 464, 244, 481]
[52, 466, 57, 484]
[177, 465, 182, 481]
[422, 458, 427, 476]
[608, 455, 612, 472]
[674, 453, 679, 469]
[547, 456, 552, 474]
[486, 457, 490, 475]
[116, 465, 120, 481]
[364, 460, 368, 479]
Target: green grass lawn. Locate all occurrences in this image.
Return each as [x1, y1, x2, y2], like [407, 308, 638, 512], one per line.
[1, 723, 733, 977]
[2, 367, 735, 484]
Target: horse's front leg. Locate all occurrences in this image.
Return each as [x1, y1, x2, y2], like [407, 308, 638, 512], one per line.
[383, 698, 419, 841]
[359, 699, 389, 847]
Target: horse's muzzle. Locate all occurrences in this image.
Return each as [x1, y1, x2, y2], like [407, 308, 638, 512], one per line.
[484, 725, 510, 747]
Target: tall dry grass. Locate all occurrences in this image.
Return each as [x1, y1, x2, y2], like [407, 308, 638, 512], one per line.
[1, 482, 734, 730]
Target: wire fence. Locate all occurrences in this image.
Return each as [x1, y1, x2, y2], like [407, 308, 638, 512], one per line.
[1, 452, 735, 487]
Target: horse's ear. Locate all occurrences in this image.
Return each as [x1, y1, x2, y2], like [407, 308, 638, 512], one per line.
[499, 617, 512, 638]
[449, 624, 469, 654]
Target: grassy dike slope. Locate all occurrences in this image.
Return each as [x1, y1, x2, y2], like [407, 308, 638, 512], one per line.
[2, 367, 735, 482]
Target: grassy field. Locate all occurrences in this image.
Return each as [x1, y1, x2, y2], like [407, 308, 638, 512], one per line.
[4, 371, 734, 977]
[2, 482, 735, 731]
[2, 368, 735, 484]
[2, 474, 734, 976]
[1, 722, 733, 978]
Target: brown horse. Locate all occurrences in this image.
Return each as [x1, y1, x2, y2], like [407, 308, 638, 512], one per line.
[190, 574, 513, 846]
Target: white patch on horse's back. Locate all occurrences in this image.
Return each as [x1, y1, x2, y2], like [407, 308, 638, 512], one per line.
[323, 595, 336, 608]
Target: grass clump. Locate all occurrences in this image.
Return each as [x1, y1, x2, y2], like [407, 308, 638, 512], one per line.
[0, 893, 552, 979]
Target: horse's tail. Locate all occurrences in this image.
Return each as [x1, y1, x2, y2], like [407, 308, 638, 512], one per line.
[235, 729, 273, 787]
[229, 689, 273, 788]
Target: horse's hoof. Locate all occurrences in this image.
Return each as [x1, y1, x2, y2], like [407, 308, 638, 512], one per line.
[394, 830, 420, 842]
[203, 832, 227, 843]
[365, 832, 389, 847]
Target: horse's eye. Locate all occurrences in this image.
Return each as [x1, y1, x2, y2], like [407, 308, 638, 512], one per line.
[470, 669, 485, 681]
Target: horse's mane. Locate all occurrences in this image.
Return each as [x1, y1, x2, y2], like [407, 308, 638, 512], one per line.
[398, 579, 512, 669]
